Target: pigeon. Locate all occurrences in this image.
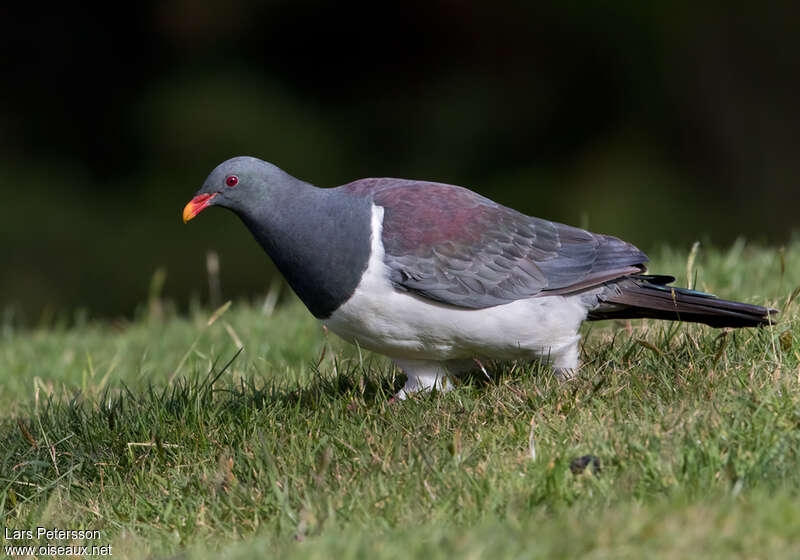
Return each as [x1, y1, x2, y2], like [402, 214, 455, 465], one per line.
[183, 156, 777, 398]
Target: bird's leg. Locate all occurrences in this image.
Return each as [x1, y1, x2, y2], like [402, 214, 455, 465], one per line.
[553, 367, 578, 381]
[393, 359, 454, 400]
[548, 337, 580, 382]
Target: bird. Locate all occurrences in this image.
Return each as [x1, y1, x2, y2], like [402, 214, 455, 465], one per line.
[183, 156, 777, 399]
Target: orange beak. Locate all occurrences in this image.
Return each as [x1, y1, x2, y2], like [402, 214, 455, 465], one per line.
[182, 193, 217, 223]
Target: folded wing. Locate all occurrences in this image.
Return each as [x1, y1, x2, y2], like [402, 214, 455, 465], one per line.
[349, 179, 648, 309]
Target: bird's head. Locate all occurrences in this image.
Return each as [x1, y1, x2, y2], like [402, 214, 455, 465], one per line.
[182, 156, 287, 223]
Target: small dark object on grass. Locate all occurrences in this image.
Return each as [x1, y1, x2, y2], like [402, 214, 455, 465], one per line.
[570, 455, 601, 475]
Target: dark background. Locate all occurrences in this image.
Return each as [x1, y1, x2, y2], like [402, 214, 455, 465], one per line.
[3, 2, 799, 324]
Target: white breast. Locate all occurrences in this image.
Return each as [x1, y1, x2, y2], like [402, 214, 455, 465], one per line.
[322, 204, 589, 367]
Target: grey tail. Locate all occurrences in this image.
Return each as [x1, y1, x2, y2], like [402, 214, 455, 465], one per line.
[587, 275, 778, 328]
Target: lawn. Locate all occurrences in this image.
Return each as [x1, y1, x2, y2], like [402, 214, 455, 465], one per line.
[2, 240, 799, 559]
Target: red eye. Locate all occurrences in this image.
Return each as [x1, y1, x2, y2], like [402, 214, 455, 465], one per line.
[225, 175, 239, 187]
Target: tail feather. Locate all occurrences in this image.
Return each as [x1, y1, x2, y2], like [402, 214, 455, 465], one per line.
[588, 275, 778, 328]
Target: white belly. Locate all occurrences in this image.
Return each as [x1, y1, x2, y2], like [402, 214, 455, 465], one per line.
[322, 205, 588, 365]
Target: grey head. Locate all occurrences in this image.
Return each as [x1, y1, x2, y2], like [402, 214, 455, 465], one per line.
[183, 156, 374, 318]
[183, 156, 307, 223]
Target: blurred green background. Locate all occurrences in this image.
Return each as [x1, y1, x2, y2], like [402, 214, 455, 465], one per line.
[3, 2, 799, 323]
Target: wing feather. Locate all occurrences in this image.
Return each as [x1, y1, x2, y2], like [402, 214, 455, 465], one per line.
[343, 178, 648, 309]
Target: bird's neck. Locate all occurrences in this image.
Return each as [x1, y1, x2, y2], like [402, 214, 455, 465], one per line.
[238, 182, 373, 318]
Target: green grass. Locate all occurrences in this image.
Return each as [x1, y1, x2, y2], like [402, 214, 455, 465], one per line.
[2, 241, 800, 559]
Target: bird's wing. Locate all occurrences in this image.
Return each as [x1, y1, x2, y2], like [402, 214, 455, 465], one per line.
[349, 179, 648, 309]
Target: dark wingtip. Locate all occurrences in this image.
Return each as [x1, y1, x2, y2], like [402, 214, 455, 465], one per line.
[591, 276, 780, 328]
[761, 306, 780, 325]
